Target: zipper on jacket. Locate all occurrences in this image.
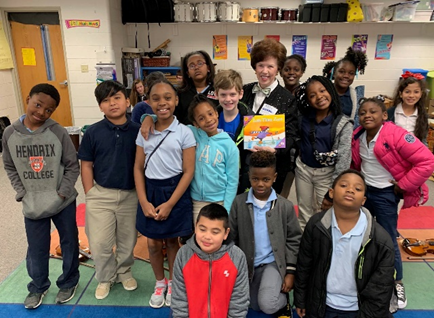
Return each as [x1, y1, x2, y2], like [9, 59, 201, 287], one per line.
[208, 254, 212, 318]
[356, 238, 370, 280]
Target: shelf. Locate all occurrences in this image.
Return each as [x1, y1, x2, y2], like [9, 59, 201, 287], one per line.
[135, 20, 433, 25]
[141, 66, 180, 75]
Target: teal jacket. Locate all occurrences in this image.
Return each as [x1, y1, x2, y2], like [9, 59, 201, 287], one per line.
[189, 125, 239, 212]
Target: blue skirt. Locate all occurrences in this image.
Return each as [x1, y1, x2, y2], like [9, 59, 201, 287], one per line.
[136, 174, 193, 239]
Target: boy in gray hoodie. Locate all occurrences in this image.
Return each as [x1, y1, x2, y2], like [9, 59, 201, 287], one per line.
[2, 83, 80, 309]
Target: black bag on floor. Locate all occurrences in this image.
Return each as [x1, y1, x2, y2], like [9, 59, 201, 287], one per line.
[0, 116, 11, 152]
[121, 0, 174, 24]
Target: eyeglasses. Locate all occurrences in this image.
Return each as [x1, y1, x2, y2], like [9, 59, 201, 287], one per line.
[188, 61, 206, 70]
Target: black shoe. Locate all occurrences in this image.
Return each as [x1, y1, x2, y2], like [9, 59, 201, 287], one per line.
[56, 284, 78, 304]
[24, 290, 48, 309]
[275, 303, 292, 318]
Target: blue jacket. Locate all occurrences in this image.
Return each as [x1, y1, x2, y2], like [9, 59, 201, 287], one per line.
[189, 126, 239, 212]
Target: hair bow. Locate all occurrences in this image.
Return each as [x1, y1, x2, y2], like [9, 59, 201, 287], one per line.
[401, 71, 424, 80]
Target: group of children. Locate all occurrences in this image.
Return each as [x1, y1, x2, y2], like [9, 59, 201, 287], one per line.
[2, 37, 434, 317]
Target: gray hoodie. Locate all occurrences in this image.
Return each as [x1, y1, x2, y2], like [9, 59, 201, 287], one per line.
[2, 118, 79, 219]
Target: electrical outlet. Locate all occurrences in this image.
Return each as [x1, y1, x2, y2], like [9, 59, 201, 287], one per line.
[81, 65, 89, 73]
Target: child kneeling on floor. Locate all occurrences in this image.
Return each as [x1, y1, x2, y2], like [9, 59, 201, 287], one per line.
[229, 151, 302, 318]
[171, 203, 249, 317]
[294, 169, 395, 318]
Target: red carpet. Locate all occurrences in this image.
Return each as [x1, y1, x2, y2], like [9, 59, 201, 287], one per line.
[398, 205, 434, 229]
[76, 203, 86, 227]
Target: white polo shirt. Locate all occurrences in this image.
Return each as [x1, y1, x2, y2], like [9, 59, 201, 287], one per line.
[360, 125, 394, 188]
[394, 103, 418, 134]
[253, 79, 278, 113]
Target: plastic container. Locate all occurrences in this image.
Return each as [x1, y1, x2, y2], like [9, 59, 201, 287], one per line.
[329, 3, 340, 21]
[337, 3, 348, 21]
[320, 4, 330, 21]
[312, 4, 322, 22]
[390, 1, 420, 21]
[303, 4, 313, 22]
[402, 68, 429, 79]
[361, 3, 384, 21]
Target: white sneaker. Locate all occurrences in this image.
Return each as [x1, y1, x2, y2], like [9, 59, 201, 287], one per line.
[149, 279, 167, 308]
[121, 277, 137, 291]
[95, 282, 112, 300]
[165, 280, 172, 306]
[396, 282, 407, 309]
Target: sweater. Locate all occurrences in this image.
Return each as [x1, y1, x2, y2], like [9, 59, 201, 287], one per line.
[229, 192, 302, 281]
[294, 207, 395, 318]
[189, 126, 239, 212]
[351, 122, 434, 208]
[2, 118, 79, 219]
[171, 236, 249, 318]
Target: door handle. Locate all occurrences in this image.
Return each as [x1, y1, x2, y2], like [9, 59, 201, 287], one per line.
[59, 80, 68, 86]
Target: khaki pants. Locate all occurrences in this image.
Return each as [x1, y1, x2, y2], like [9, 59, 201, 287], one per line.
[85, 184, 138, 283]
[295, 157, 334, 231]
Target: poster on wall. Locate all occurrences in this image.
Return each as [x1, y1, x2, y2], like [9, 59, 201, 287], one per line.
[213, 35, 227, 60]
[352, 34, 368, 53]
[21, 48, 36, 66]
[292, 35, 307, 59]
[0, 20, 14, 69]
[375, 34, 394, 60]
[65, 19, 100, 29]
[320, 35, 337, 60]
[238, 36, 253, 60]
[265, 35, 280, 42]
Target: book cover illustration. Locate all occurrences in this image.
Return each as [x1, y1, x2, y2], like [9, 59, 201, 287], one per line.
[243, 114, 286, 149]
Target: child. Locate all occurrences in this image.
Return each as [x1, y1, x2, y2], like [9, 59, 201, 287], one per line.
[176, 50, 219, 125]
[280, 54, 307, 95]
[241, 38, 299, 194]
[171, 203, 250, 317]
[295, 76, 353, 230]
[2, 83, 80, 309]
[78, 80, 141, 300]
[294, 169, 395, 318]
[352, 97, 434, 309]
[129, 78, 146, 109]
[134, 78, 196, 308]
[213, 69, 254, 194]
[229, 151, 302, 317]
[388, 71, 429, 144]
[323, 47, 368, 120]
[131, 72, 167, 124]
[187, 94, 239, 220]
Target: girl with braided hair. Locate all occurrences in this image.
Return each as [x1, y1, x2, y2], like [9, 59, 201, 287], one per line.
[323, 47, 368, 120]
[295, 76, 353, 230]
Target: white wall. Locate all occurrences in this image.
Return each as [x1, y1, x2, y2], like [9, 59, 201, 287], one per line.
[0, 0, 128, 126]
[127, 0, 434, 98]
[0, 70, 19, 121]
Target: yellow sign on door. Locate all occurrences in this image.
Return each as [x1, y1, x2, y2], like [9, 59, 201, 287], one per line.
[22, 47, 36, 66]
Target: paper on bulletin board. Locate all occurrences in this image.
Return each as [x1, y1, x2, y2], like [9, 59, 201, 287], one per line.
[238, 36, 253, 60]
[22, 48, 36, 66]
[0, 20, 14, 70]
[213, 35, 227, 60]
[65, 19, 100, 28]
[265, 35, 280, 42]
[320, 35, 337, 60]
[352, 34, 368, 53]
[375, 34, 393, 60]
[292, 35, 307, 59]
[244, 114, 286, 149]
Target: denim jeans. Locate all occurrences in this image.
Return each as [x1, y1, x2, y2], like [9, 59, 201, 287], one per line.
[324, 305, 358, 318]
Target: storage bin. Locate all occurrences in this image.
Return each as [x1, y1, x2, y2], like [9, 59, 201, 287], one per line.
[361, 3, 384, 21]
[330, 3, 341, 21]
[402, 68, 429, 79]
[390, 1, 419, 21]
[142, 56, 171, 67]
[303, 4, 313, 22]
[337, 3, 349, 21]
[320, 4, 331, 21]
[312, 4, 322, 21]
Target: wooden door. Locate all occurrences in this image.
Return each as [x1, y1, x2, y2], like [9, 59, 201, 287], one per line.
[10, 21, 72, 126]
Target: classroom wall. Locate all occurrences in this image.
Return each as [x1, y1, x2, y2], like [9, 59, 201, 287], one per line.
[0, 0, 128, 126]
[127, 0, 434, 98]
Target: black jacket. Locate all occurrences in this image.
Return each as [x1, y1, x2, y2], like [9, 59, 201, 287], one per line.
[175, 84, 219, 125]
[294, 208, 395, 318]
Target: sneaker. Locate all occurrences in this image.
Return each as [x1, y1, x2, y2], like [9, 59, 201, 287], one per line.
[24, 290, 48, 309]
[56, 284, 78, 304]
[396, 282, 407, 309]
[165, 280, 172, 306]
[95, 282, 112, 300]
[121, 277, 137, 291]
[149, 279, 167, 308]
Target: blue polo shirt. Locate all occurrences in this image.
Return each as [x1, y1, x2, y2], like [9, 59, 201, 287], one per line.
[340, 88, 353, 117]
[300, 112, 333, 168]
[78, 117, 141, 190]
[131, 101, 154, 124]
